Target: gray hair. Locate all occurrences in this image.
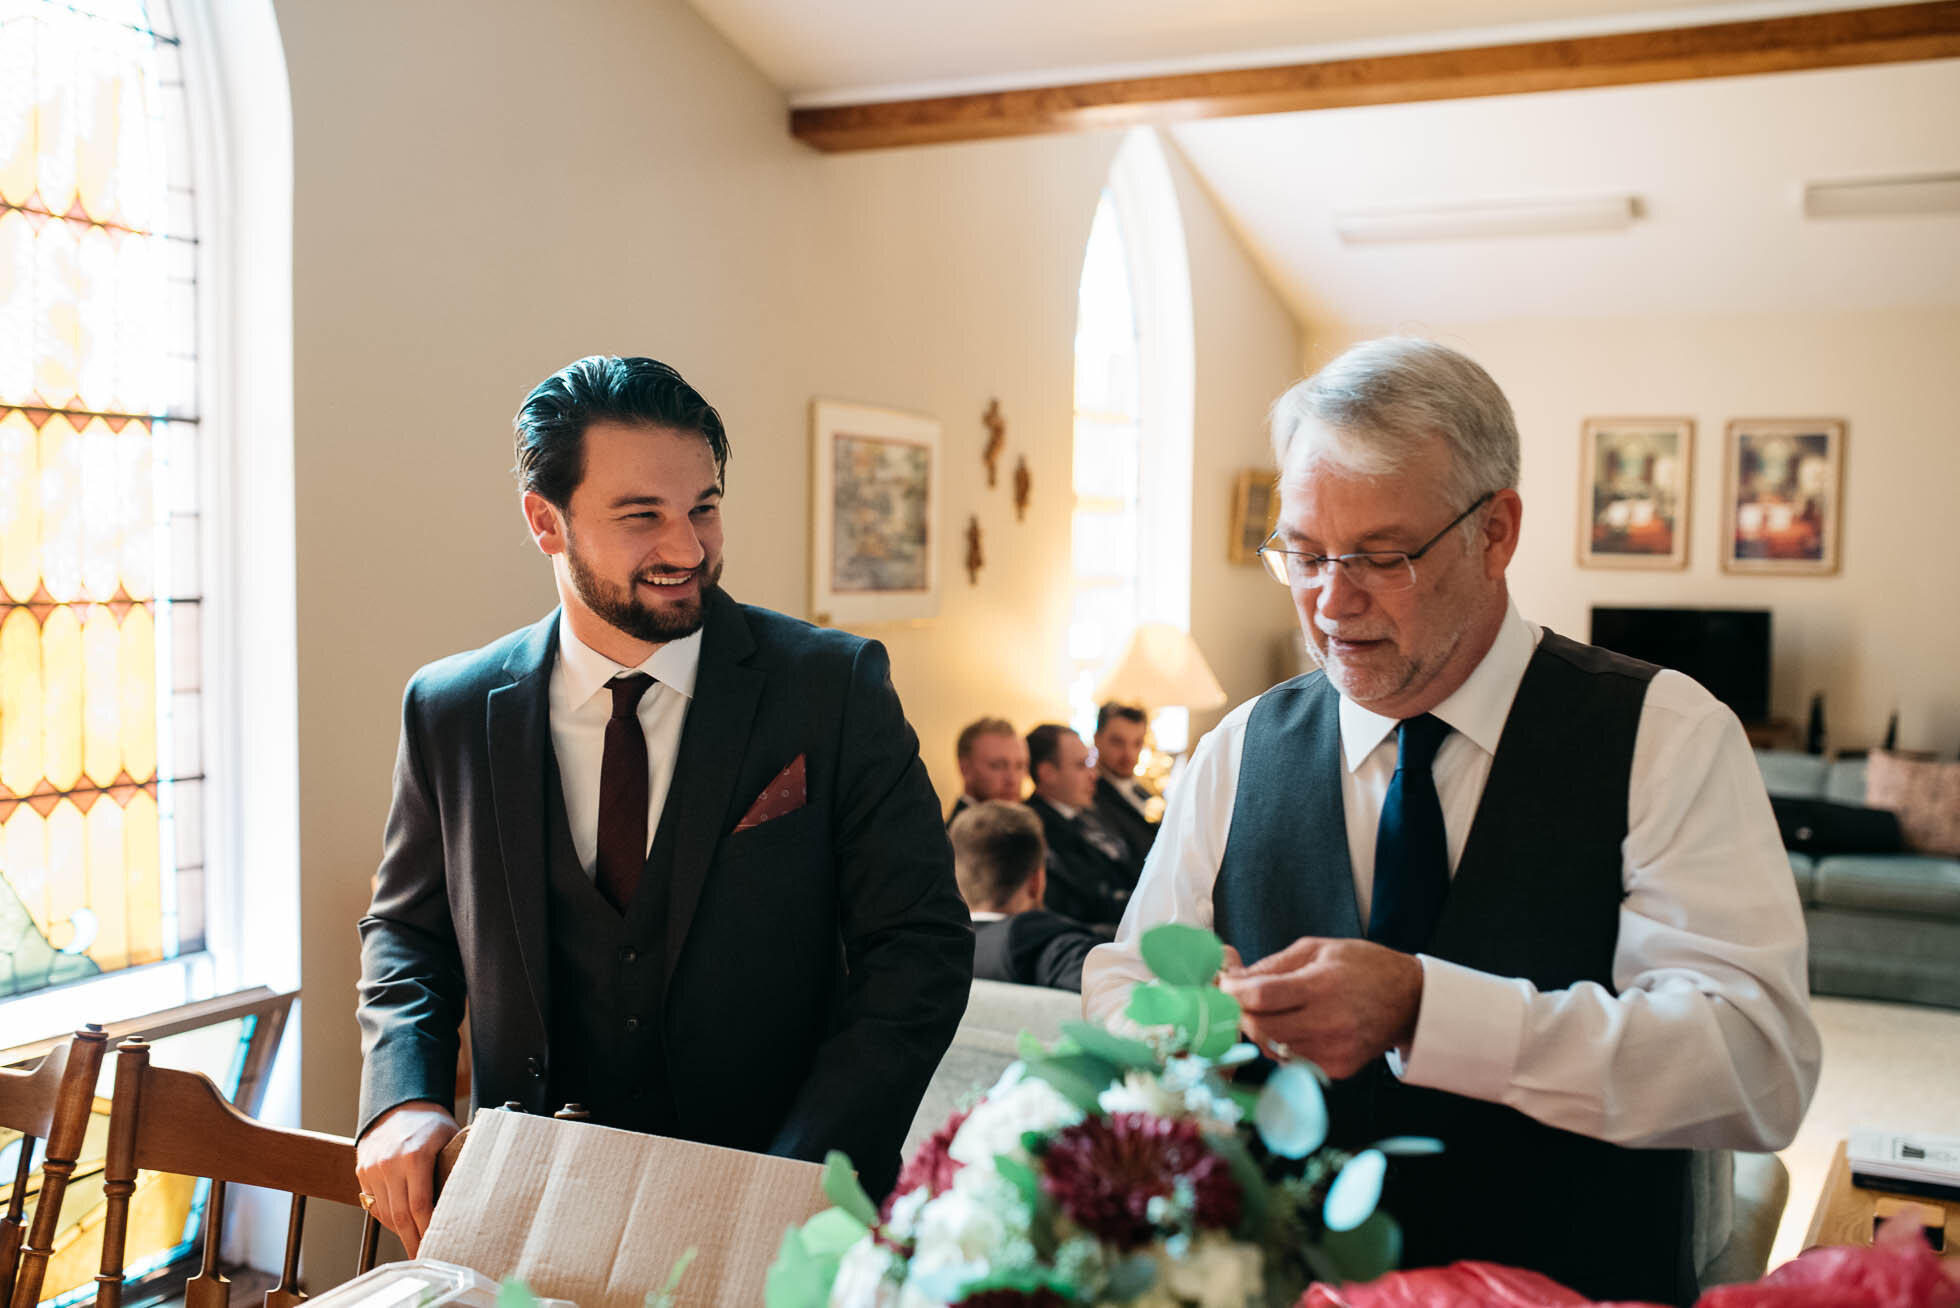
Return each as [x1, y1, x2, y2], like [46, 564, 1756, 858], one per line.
[1270, 338, 1520, 513]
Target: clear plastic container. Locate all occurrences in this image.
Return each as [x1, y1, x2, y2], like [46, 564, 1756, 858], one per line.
[304, 1258, 507, 1308]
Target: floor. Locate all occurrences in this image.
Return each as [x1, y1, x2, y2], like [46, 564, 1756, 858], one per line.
[1768, 994, 1960, 1269]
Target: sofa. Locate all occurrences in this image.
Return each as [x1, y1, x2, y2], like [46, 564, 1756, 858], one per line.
[1755, 750, 1960, 1010]
[911, 979, 1787, 1289]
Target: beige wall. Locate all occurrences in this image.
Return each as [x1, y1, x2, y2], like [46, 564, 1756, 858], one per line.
[277, 0, 1299, 1261]
[1307, 307, 1960, 752]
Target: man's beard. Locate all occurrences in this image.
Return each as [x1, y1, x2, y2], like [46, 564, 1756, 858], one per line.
[565, 538, 723, 644]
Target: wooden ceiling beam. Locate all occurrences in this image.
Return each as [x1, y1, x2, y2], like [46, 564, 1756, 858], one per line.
[789, 2, 1960, 152]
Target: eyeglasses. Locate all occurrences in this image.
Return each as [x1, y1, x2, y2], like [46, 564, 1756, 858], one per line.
[1257, 492, 1494, 594]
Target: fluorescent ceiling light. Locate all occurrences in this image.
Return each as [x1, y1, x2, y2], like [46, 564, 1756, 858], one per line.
[1804, 173, 1960, 219]
[1334, 194, 1638, 244]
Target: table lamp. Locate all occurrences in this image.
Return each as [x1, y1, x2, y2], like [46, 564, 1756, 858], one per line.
[1093, 624, 1227, 788]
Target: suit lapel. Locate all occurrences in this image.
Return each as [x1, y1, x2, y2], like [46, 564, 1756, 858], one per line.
[487, 612, 560, 1037]
[661, 589, 763, 988]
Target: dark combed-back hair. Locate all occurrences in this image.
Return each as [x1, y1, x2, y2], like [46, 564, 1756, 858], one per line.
[949, 801, 1047, 911]
[1025, 723, 1075, 776]
[956, 717, 1017, 761]
[512, 355, 730, 508]
[1095, 702, 1148, 734]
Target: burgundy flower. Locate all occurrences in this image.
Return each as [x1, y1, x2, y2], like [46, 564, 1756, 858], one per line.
[954, 1290, 1073, 1308]
[1039, 1112, 1243, 1250]
[882, 1106, 972, 1217]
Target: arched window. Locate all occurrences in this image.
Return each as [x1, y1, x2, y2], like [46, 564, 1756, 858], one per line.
[1, 1, 207, 1006]
[1067, 129, 1195, 750]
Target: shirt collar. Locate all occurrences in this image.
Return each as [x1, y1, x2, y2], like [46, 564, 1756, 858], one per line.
[1336, 600, 1540, 772]
[555, 609, 703, 709]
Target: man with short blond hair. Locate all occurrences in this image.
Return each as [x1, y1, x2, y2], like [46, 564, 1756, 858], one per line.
[951, 801, 1102, 993]
[948, 717, 1027, 826]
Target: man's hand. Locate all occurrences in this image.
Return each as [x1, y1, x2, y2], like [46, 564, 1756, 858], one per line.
[354, 1100, 459, 1256]
[1218, 937, 1423, 1079]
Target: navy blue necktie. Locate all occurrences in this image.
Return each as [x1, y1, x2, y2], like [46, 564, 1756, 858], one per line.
[1368, 714, 1453, 953]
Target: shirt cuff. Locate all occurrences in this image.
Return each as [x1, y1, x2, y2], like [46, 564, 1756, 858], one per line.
[1397, 955, 1529, 1104]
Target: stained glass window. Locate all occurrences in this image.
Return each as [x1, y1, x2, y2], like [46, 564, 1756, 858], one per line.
[0, 0, 204, 1000]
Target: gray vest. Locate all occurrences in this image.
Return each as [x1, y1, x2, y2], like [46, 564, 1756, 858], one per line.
[542, 750, 679, 1135]
[1214, 630, 1697, 1306]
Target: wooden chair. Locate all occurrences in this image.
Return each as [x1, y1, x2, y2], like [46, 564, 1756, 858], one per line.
[2, 1026, 109, 1308]
[94, 1039, 380, 1308]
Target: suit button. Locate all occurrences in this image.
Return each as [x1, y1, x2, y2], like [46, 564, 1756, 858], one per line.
[527, 1056, 543, 1077]
[619, 947, 638, 964]
[624, 1016, 640, 1032]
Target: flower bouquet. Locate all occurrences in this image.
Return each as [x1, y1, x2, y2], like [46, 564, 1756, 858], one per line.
[766, 925, 1440, 1308]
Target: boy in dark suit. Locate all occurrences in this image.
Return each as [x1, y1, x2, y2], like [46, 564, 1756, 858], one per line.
[354, 357, 971, 1249]
[952, 801, 1106, 993]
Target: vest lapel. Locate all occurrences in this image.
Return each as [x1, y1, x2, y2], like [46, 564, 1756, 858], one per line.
[487, 612, 560, 1037]
[659, 590, 763, 990]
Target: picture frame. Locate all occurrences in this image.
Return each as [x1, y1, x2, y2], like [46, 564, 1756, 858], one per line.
[1576, 418, 1693, 569]
[1228, 469, 1280, 565]
[809, 399, 940, 625]
[1723, 418, 1846, 575]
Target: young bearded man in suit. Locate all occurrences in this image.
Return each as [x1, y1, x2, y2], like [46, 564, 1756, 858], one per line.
[353, 357, 972, 1252]
[946, 716, 1028, 827]
[1083, 339, 1819, 1305]
[952, 800, 1106, 992]
[1089, 701, 1158, 881]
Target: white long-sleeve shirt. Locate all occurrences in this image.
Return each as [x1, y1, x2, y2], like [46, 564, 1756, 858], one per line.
[1082, 603, 1821, 1151]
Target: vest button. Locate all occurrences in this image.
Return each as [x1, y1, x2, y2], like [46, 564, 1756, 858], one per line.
[619, 946, 638, 964]
[624, 1016, 640, 1032]
[527, 1056, 543, 1077]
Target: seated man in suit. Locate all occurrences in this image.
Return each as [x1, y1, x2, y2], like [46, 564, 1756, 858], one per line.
[1084, 338, 1818, 1305]
[1024, 723, 1135, 928]
[354, 356, 972, 1251]
[947, 716, 1028, 826]
[1091, 701, 1159, 881]
[952, 801, 1105, 992]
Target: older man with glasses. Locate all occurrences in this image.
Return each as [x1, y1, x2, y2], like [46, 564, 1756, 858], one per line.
[1082, 338, 1818, 1306]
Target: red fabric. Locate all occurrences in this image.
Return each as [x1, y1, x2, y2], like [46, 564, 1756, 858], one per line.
[1297, 1228, 1959, 1308]
[735, 754, 806, 831]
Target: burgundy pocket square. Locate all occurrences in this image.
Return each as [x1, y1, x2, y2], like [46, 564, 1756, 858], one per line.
[735, 755, 806, 831]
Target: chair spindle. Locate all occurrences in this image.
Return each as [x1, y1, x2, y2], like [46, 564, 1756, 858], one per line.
[183, 1177, 230, 1308]
[262, 1193, 305, 1308]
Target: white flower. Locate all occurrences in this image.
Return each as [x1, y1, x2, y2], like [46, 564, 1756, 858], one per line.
[906, 1186, 1017, 1303]
[947, 1066, 1083, 1169]
[828, 1237, 904, 1308]
[1160, 1234, 1265, 1308]
[1099, 1070, 1183, 1119]
[884, 1186, 930, 1241]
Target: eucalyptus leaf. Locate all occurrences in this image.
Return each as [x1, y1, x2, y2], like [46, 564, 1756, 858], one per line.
[497, 1281, 539, 1308]
[1192, 988, 1243, 1058]
[1323, 1149, 1387, 1232]
[646, 1248, 697, 1308]
[994, 1153, 1041, 1213]
[763, 1229, 825, 1308]
[1022, 1054, 1110, 1114]
[1140, 924, 1226, 986]
[1104, 1254, 1160, 1302]
[1254, 1063, 1328, 1159]
[800, 1207, 869, 1256]
[1061, 1020, 1160, 1070]
[1322, 1211, 1402, 1283]
[1214, 1042, 1261, 1067]
[1370, 1135, 1444, 1157]
[1205, 1131, 1269, 1241]
[1018, 1030, 1051, 1061]
[821, 1150, 879, 1228]
[1126, 982, 1197, 1029]
[1225, 1084, 1263, 1120]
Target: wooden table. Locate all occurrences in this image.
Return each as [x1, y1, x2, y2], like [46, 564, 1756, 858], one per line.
[1804, 1140, 1960, 1252]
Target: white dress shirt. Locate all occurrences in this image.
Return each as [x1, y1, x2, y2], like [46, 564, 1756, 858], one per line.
[1082, 602, 1821, 1152]
[548, 613, 702, 878]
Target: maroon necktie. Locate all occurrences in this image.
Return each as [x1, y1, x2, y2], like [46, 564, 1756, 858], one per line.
[595, 673, 655, 913]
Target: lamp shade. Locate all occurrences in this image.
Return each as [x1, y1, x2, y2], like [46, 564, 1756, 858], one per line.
[1093, 624, 1227, 713]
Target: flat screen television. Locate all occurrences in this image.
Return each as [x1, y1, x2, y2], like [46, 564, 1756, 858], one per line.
[1589, 606, 1771, 723]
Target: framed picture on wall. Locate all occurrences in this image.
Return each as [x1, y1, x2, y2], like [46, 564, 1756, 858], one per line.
[810, 399, 940, 625]
[1228, 469, 1280, 565]
[1577, 417, 1693, 569]
[1723, 418, 1846, 575]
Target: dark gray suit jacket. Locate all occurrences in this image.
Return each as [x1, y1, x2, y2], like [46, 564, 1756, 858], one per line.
[355, 588, 972, 1198]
